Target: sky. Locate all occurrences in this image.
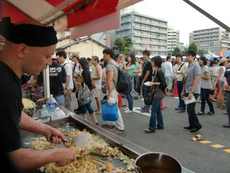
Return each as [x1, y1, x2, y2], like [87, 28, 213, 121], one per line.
[126, 0, 230, 46]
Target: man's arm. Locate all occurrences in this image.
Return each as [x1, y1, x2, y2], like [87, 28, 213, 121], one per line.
[106, 70, 114, 98]
[10, 148, 75, 171]
[20, 112, 65, 143]
[224, 77, 230, 91]
[92, 65, 102, 80]
[141, 71, 150, 86]
[64, 64, 72, 91]
[188, 75, 200, 99]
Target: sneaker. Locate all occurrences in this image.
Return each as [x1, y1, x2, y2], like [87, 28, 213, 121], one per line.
[141, 107, 150, 113]
[175, 107, 180, 111]
[197, 112, 205, 116]
[157, 126, 164, 130]
[184, 126, 192, 130]
[125, 110, 133, 113]
[101, 124, 115, 129]
[206, 112, 215, 116]
[190, 126, 202, 133]
[123, 107, 128, 111]
[222, 124, 230, 128]
[144, 128, 155, 133]
[178, 109, 186, 113]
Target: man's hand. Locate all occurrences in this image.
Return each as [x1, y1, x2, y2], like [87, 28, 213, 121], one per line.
[43, 125, 65, 144]
[188, 92, 193, 100]
[224, 84, 230, 91]
[107, 96, 116, 105]
[50, 148, 76, 166]
[9, 148, 76, 171]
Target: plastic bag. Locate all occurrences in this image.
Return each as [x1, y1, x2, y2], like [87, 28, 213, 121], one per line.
[101, 100, 118, 121]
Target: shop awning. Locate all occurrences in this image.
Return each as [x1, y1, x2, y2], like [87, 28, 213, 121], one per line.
[0, 0, 142, 36]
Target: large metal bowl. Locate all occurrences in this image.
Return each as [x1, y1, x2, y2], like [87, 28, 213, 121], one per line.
[135, 152, 182, 173]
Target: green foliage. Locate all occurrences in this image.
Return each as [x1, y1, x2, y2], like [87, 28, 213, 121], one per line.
[188, 42, 198, 54]
[114, 37, 133, 55]
[172, 47, 181, 56]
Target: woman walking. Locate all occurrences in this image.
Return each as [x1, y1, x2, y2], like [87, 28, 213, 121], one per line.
[145, 56, 167, 133]
[198, 57, 215, 115]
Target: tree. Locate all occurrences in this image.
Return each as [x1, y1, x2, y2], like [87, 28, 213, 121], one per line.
[197, 49, 208, 56]
[172, 47, 181, 56]
[114, 37, 133, 55]
[188, 42, 198, 54]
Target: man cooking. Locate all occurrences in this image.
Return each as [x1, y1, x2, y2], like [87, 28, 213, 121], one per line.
[0, 17, 75, 172]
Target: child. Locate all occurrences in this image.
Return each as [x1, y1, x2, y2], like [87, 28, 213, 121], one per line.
[74, 74, 98, 125]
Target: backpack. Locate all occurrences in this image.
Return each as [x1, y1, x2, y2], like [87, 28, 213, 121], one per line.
[115, 66, 132, 95]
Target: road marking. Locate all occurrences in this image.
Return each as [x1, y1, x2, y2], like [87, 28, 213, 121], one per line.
[224, 148, 230, 154]
[210, 144, 225, 149]
[199, 140, 212, 144]
[133, 107, 150, 117]
[133, 107, 230, 155]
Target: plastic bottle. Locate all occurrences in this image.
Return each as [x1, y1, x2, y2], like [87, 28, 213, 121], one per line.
[40, 104, 49, 118]
[46, 95, 57, 119]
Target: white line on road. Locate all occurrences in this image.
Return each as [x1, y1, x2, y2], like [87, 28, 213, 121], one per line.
[133, 107, 150, 117]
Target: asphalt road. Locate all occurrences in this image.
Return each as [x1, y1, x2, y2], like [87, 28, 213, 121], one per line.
[109, 96, 230, 173]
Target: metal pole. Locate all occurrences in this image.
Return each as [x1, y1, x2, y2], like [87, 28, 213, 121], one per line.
[43, 66, 50, 99]
[182, 0, 230, 32]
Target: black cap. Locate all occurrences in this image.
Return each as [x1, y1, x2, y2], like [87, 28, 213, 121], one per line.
[0, 17, 57, 47]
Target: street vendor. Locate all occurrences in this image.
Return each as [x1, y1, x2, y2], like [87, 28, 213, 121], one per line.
[0, 17, 75, 172]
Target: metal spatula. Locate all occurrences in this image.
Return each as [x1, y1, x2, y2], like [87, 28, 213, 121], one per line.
[73, 131, 93, 148]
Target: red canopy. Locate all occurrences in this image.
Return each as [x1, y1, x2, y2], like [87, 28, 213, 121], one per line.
[0, 0, 119, 28]
[0, 0, 142, 37]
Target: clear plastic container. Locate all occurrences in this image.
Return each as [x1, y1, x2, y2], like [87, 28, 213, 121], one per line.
[40, 104, 49, 118]
[46, 95, 57, 119]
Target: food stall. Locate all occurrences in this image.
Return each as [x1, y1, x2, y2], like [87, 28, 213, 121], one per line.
[3, 0, 228, 172]
[22, 109, 184, 173]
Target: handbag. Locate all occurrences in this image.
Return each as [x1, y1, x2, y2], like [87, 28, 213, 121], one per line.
[143, 85, 154, 105]
[101, 100, 118, 121]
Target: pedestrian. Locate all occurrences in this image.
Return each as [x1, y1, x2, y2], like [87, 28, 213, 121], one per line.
[145, 56, 167, 133]
[117, 54, 127, 69]
[91, 56, 103, 113]
[197, 56, 215, 115]
[174, 54, 187, 112]
[209, 58, 219, 101]
[140, 50, 153, 113]
[49, 56, 66, 106]
[184, 50, 202, 133]
[0, 17, 75, 171]
[73, 74, 98, 124]
[70, 54, 81, 76]
[162, 56, 174, 93]
[103, 48, 125, 131]
[56, 50, 74, 110]
[223, 58, 230, 128]
[123, 54, 139, 113]
[216, 58, 226, 109]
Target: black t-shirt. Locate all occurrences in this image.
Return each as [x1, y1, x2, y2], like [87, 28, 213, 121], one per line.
[0, 62, 23, 152]
[225, 67, 230, 85]
[49, 64, 66, 97]
[141, 60, 152, 82]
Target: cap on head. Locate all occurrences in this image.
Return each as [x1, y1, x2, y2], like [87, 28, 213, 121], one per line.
[0, 17, 57, 47]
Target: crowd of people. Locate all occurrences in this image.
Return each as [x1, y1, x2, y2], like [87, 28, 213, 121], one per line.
[1, 17, 230, 173]
[25, 48, 230, 134]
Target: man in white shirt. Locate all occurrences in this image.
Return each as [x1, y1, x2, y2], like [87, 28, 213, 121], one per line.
[173, 54, 188, 112]
[56, 50, 74, 110]
[162, 56, 173, 92]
